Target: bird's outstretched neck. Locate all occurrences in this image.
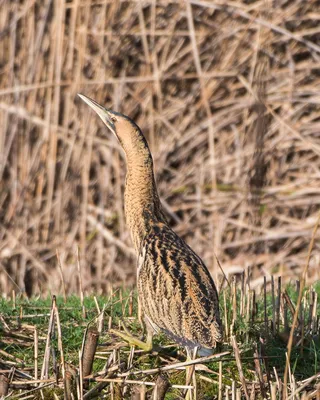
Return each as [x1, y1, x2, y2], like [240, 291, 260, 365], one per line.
[121, 127, 166, 252]
[76, 94, 166, 252]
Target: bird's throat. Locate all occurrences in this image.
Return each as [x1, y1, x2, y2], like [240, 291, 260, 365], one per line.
[124, 160, 163, 252]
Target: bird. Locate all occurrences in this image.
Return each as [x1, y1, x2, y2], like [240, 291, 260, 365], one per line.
[78, 94, 223, 356]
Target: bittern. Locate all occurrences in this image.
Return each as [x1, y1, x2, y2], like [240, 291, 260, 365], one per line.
[78, 94, 223, 356]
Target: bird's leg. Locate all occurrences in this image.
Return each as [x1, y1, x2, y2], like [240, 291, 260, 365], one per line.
[138, 300, 147, 340]
[109, 322, 153, 352]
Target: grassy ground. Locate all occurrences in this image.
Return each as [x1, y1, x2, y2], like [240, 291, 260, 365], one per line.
[0, 281, 319, 399]
[1, 0, 320, 297]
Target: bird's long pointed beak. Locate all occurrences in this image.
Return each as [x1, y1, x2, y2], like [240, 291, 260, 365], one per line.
[78, 93, 116, 133]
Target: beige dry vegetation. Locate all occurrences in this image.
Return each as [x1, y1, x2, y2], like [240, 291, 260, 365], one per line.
[0, 0, 320, 296]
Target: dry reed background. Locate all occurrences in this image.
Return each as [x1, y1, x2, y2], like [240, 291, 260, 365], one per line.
[0, 0, 320, 296]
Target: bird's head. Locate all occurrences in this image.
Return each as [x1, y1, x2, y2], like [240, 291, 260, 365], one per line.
[78, 93, 132, 139]
[78, 93, 151, 163]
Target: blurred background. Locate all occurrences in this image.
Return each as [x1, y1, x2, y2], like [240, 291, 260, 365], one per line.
[0, 0, 319, 297]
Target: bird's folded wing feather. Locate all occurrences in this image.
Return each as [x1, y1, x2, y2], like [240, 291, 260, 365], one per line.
[137, 223, 222, 348]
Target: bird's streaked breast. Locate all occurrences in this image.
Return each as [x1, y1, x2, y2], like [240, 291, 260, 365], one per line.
[137, 222, 222, 350]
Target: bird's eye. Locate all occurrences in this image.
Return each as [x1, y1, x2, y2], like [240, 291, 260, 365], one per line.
[111, 116, 117, 123]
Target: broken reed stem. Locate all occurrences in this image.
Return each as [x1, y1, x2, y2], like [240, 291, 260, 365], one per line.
[94, 296, 101, 314]
[282, 211, 320, 399]
[231, 380, 236, 399]
[223, 290, 229, 338]
[218, 361, 223, 400]
[151, 373, 170, 400]
[0, 374, 9, 396]
[183, 347, 197, 399]
[118, 352, 230, 377]
[98, 304, 106, 334]
[263, 276, 267, 331]
[282, 293, 293, 320]
[95, 377, 192, 389]
[240, 272, 245, 317]
[53, 297, 66, 381]
[254, 345, 266, 399]
[129, 291, 133, 316]
[34, 327, 38, 381]
[82, 328, 99, 389]
[65, 365, 75, 400]
[40, 297, 55, 380]
[131, 386, 142, 400]
[79, 350, 84, 400]
[276, 277, 281, 333]
[231, 336, 249, 400]
[271, 276, 275, 335]
[77, 247, 86, 318]
[56, 250, 67, 303]
[12, 290, 16, 309]
[232, 276, 237, 326]
[311, 291, 318, 335]
[82, 361, 121, 400]
[0, 314, 10, 331]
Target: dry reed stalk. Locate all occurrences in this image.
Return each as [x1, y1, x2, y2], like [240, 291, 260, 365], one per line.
[223, 291, 228, 339]
[276, 277, 281, 333]
[250, 383, 256, 400]
[64, 366, 75, 400]
[118, 351, 230, 378]
[271, 276, 275, 335]
[78, 350, 84, 400]
[0, 374, 9, 396]
[34, 328, 38, 382]
[283, 290, 299, 325]
[218, 361, 223, 400]
[93, 296, 100, 314]
[151, 373, 170, 400]
[130, 386, 141, 400]
[53, 297, 66, 386]
[97, 304, 105, 334]
[10, 378, 56, 385]
[270, 383, 277, 400]
[56, 250, 67, 303]
[82, 328, 99, 389]
[12, 290, 16, 309]
[0, 315, 10, 331]
[288, 373, 320, 400]
[240, 272, 245, 317]
[263, 276, 267, 331]
[253, 345, 266, 399]
[231, 380, 236, 400]
[311, 291, 318, 335]
[129, 291, 133, 317]
[94, 377, 192, 390]
[40, 298, 55, 380]
[82, 361, 122, 399]
[184, 347, 197, 400]
[231, 336, 249, 400]
[232, 277, 237, 328]
[77, 248, 86, 319]
[283, 211, 320, 399]
[0, 349, 23, 364]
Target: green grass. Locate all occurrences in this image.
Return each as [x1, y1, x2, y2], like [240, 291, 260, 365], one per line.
[0, 284, 319, 399]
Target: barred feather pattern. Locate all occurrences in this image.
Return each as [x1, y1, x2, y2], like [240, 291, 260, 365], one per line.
[137, 221, 223, 352]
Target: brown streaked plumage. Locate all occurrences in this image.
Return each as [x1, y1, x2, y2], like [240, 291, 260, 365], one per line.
[78, 94, 223, 354]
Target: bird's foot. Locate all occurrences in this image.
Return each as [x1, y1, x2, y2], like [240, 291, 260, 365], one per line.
[109, 322, 153, 352]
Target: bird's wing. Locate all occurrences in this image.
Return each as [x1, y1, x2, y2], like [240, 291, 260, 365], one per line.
[137, 223, 222, 348]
